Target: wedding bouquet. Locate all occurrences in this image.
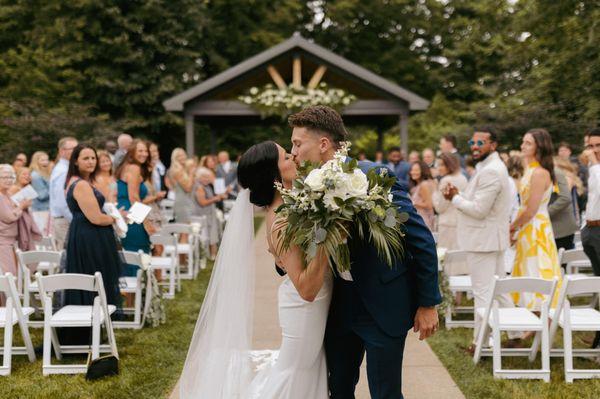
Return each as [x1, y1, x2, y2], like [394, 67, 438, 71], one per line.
[274, 142, 407, 273]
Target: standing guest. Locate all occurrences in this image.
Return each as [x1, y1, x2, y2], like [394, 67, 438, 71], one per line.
[0, 165, 32, 277]
[116, 140, 152, 276]
[557, 142, 573, 163]
[149, 142, 166, 193]
[422, 148, 438, 178]
[104, 140, 118, 162]
[216, 150, 238, 196]
[581, 128, 600, 275]
[94, 151, 117, 203]
[62, 144, 123, 344]
[12, 153, 27, 173]
[199, 154, 218, 175]
[408, 150, 420, 164]
[510, 129, 562, 312]
[7, 166, 42, 251]
[385, 146, 411, 186]
[505, 155, 525, 274]
[193, 167, 228, 260]
[374, 150, 384, 164]
[409, 161, 436, 231]
[49, 136, 78, 249]
[143, 161, 167, 237]
[8, 167, 32, 197]
[113, 133, 133, 168]
[554, 156, 584, 226]
[30, 151, 52, 234]
[439, 134, 465, 169]
[549, 167, 578, 252]
[433, 153, 468, 273]
[357, 152, 368, 161]
[464, 155, 476, 179]
[168, 148, 194, 224]
[443, 128, 516, 348]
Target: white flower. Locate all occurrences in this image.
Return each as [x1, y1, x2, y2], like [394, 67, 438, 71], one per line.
[346, 169, 369, 197]
[323, 192, 341, 211]
[388, 193, 394, 202]
[249, 87, 259, 95]
[304, 168, 326, 191]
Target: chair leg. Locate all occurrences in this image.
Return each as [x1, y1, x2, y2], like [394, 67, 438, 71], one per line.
[529, 331, 541, 362]
[3, 308, 14, 373]
[43, 322, 52, 373]
[134, 281, 142, 327]
[18, 315, 36, 362]
[92, 318, 100, 360]
[541, 317, 550, 382]
[169, 266, 176, 297]
[49, 327, 62, 360]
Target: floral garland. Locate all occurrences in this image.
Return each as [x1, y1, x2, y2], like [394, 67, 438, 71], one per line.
[238, 82, 356, 119]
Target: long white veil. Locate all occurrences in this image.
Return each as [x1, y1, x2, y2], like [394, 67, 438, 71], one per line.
[179, 189, 256, 398]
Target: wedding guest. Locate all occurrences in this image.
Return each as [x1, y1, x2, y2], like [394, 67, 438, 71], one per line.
[30, 151, 52, 234]
[217, 150, 238, 196]
[557, 142, 573, 163]
[62, 144, 123, 344]
[116, 139, 152, 276]
[193, 167, 228, 259]
[464, 155, 476, 179]
[374, 150, 384, 164]
[549, 167, 578, 252]
[443, 128, 516, 347]
[0, 165, 32, 277]
[94, 150, 117, 203]
[385, 146, 410, 186]
[505, 155, 524, 274]
[510, 129, 562, 313]
[12, 153, 27, 172]
[357, 152, 368, 161]
[104, 139, 118, 162]
[408, 150, 420, 164]
[433, 153, 468, 274]
[554, 156, 584, 225]
[113, 133, 133, 168]
[409, 161, 435, 231]
[168, 148, 194, 224]
[149, 142, 166, 193]
[199, 154, 218, 175]
[439, 134, 465, 169]
[422, 148, 438, 178]
[8, 166, 32, 197]
[143, 160, 166, 237]
[49, 136, 78, 249]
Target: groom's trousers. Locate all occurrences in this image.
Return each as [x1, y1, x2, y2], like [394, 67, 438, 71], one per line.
[325, 279, 408, 399]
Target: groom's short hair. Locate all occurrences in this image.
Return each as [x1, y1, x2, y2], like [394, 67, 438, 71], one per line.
[288, 106, 348, 145]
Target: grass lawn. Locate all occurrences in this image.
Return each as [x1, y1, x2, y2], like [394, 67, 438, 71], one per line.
[1, 216, 265, 398]
[428, 320, 600, 399]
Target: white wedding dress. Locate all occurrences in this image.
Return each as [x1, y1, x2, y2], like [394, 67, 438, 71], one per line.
[179, 190, 332, 399]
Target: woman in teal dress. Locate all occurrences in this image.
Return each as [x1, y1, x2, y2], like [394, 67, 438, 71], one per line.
[115, 139, 153, 276]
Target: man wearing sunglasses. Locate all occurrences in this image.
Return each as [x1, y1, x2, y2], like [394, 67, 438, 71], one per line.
[442, 128, 516, 351]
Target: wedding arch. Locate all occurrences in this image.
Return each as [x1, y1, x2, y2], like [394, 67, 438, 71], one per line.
[163, 33, 429, 156]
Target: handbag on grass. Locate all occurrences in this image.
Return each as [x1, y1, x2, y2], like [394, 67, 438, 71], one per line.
[85, 302, 119, 380]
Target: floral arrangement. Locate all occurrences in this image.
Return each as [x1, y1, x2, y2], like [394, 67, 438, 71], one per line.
[238, 82, 356, 119]
[273, 142, 407, 273]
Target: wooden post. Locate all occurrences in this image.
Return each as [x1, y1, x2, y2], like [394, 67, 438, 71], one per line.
[293, 56, 302, 89]
[185, 112, 195, 156]
[267, 65, 286, 89]
[307, 65, 327, 89]
[210, 130, 217, 155]
[399, 110, 409, 156]
[377, 130, 384, 152]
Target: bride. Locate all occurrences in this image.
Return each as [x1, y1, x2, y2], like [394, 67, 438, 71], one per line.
[179, 141, 332, 398]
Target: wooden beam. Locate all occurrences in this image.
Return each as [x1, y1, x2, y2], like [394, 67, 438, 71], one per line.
[292, 56, 302, 89]
[307, 65, 327, 89]
[266, 65, 286, 89]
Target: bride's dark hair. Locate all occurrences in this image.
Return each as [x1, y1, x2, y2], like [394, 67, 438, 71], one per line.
[238, 141, 281, 207]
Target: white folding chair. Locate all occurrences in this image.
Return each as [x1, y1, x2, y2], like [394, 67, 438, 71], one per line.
[441, 250, 474, 329]
[0, 274, 35, 376]
[162, 223, 196, 280]
[113, 251, 145, 329]
[473, 276, 558, 382]
[563, 249, 592, 275]
[150, 234, 180, 298]
[190, 215, 209, 272]
[35, 236, 58, 252]
[16, 250, 62, 313]
[37, 272, 118, 375]
[159, 198, 175, 223]
[574, 231, 582, 250]
[548, 276, 600, 382]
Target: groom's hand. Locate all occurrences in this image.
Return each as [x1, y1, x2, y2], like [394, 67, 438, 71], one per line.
[414, 306, 439, 340]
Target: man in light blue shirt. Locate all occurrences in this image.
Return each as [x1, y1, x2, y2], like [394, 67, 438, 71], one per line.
[49, 137, 78, 249]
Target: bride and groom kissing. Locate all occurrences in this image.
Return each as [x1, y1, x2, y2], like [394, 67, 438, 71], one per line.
[179, 106, 442, 399]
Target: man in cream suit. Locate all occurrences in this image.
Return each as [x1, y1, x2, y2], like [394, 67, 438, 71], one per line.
[443, 128, 514, 348]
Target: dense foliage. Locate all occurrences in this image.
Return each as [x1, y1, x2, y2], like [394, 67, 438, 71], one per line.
[0, 0, 597, 160]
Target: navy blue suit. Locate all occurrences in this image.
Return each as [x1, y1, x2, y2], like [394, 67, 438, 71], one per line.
[325, 160, 441, 399]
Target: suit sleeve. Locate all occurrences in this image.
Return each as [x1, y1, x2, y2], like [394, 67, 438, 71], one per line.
[452, 168, 502, 220]
[548, 170, 571, 217]
[390, 172, 442, 307]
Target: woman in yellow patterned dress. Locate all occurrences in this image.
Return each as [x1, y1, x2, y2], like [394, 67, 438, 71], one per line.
[510, 128, 562, 310]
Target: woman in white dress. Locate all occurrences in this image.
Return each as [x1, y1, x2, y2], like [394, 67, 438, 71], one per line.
[179, 141, 332, 399]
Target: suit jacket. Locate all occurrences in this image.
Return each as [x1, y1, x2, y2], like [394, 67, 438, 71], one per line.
[216, 162, 238, 187]
[328, 160, 442, 337]
[452, 152, 511, 252]
[549, 168, 578, 239]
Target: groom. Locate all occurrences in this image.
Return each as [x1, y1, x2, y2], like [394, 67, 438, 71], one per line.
[289, 106, 441, 399]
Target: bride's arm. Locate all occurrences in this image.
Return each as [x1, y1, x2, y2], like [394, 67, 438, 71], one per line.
[276, 235, 329, 302]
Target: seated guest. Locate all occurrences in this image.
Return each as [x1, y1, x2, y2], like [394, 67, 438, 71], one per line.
[193, 167, 228, 260]
[409, 161, 436, 231]
[29, 151, 52, 234]
[433, 153, 468, 274]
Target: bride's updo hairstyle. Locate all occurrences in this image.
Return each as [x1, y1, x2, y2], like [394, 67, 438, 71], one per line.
[238, 141, 282, 207]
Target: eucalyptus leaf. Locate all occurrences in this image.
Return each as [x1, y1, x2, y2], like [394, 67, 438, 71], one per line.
[398, 212, 409, 223]
[315, 227, 328, 243]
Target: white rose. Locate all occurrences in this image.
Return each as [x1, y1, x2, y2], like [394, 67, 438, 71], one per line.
[323, 192, 341, 211]
[304, 168, 326, 191]
[346, 169, 369, 197]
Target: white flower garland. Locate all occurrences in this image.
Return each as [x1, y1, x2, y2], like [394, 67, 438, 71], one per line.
[239, 82, 356, 118]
